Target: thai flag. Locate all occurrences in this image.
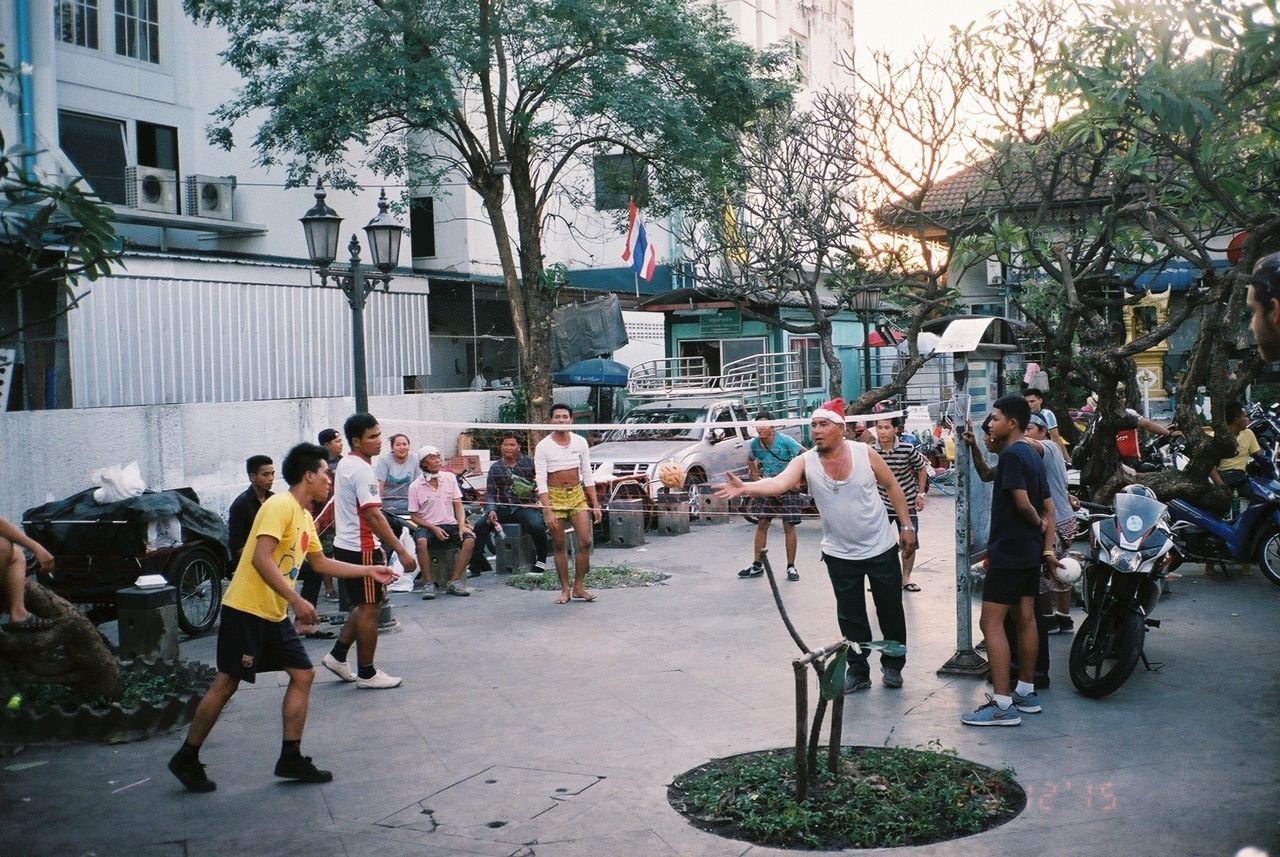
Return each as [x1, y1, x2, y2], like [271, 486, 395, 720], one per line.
[621, 200, 657, 281]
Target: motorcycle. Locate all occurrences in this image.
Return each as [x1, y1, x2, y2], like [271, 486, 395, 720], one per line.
[1246, 401, 1280, 467]
[1165, 461, 1280, 588]
[1069, 486, 1179, 698]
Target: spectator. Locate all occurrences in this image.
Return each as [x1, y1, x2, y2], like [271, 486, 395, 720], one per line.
[738, 412, 806, 581]
[227, 455, 275, 567]
[471, 432, 548, 575]
[1023, 387, 1068, 455]
[408, 446, 475, 598]
[1210, 401, 1261, 498]
[1026, 412, 1079, 637]
[0, 516, 55, 632]
[1247, 251, 1280, 359]
[870, 418, 929, 592]
[960, 398, 1057, 726]
[318, 428, 343, 472]
[375, 434, 415, 516]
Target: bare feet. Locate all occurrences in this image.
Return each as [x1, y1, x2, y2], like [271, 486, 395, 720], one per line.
[571, 591, 596, 602]
[555, 591, 571, 604]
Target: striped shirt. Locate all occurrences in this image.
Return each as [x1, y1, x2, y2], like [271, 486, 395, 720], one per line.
[872, 439, 928, 510]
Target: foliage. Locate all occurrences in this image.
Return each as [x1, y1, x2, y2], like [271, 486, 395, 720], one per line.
[184, 0, 792, 417]
[506, 563, 669, 590]
[10, 668, 191, 715]
[0, 50, 121, 340]
[669, 743, 1023, 849]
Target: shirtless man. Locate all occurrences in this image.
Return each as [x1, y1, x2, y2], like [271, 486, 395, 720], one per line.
[534, 403, 602, 604]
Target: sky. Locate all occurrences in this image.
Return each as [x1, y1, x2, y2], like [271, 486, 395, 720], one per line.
[853, 0, 1011, 59]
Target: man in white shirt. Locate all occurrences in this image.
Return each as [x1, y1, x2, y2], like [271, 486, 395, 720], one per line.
[320, 413, 418, 690]
[717, 398, 915, 691]
[535, 403, 602, 604]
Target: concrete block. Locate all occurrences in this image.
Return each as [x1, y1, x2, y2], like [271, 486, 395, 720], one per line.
[652, 491, 690, 536]
[603, 498, 646, 547]
[428, 546, 460, 588]
[495, 524, 536, 574]
[116, 585, 179, 660]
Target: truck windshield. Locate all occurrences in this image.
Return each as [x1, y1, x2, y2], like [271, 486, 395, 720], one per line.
[605, 408, 705, 441]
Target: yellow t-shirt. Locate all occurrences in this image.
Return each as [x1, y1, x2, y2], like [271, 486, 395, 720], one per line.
[222, 492, 321, 622]
[1219, 428, 1261, 472]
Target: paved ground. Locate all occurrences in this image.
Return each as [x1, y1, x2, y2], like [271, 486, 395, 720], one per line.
[3, 497, 1278, 857]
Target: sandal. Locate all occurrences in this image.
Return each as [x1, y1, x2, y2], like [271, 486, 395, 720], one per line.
[902, 583, 921, 592]
[302, 629, 337, 639]
[4, 615, 55, 633]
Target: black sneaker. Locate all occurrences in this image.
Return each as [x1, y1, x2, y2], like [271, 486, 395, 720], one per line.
[168, 750, 217, 792]
[469, 556, 492, 574]
[786, 566, 799, 581]
[738, 564, 763, 578]
[1056, 614, 1074, 635]
[1044, 614, 1065, 635]
[274, 754, 333, 783]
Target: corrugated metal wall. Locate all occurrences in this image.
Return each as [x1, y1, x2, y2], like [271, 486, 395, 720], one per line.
[69, 276, 431, 407]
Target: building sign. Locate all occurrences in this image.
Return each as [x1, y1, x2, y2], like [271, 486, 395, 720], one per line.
[700, 310, 741, 337]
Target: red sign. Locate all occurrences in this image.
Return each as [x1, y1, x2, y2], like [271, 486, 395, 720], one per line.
[1227, 231, 1250, 266]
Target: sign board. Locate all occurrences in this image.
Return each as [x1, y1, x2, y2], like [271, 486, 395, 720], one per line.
[699, 310, 741, 337]
[932, 317, 997, 355]
[1136, 368, 1157, 389]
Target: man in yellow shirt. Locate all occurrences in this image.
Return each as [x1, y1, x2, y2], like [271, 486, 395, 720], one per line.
[168, 443, 397, 793]
[1211, 401, 1261, 497]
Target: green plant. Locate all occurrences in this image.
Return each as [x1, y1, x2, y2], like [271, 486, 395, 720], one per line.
[669, 744, 1023, 849]
[506, 563, 669, 590]
[12, 668, 192, 714]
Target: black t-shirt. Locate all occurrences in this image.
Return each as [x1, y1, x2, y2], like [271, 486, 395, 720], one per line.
[988, 439, 1048, 570]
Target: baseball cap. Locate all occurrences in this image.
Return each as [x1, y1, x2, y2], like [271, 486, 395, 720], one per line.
[318, 428, 340, 445]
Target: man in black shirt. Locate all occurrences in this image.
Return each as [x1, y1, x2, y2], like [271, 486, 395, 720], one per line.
[227, 455, 275, 567]
[961, 396, 1057, 727]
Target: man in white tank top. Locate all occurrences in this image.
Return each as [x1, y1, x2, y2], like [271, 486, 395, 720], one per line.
[717, 398, 917, 691]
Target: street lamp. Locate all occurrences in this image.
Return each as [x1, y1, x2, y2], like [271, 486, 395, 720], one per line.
[849, 284, 884, 395]
[300, 180, 404, 413]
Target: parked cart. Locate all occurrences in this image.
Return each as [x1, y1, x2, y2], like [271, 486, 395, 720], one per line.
[23, 487, 231, 635]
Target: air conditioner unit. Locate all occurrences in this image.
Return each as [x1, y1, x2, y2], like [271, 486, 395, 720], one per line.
[185, 174, 236, 220]
[125, 165, 179, 214]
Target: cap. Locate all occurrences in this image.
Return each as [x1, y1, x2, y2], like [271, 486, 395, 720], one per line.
[318, 428, 340, 445]
[1028, 412, 1049, 430]
[811, 398, 847, 425]
[417, 445, 442, 461]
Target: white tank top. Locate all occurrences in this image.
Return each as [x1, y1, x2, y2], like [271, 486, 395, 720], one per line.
[804, 441, 897, 561]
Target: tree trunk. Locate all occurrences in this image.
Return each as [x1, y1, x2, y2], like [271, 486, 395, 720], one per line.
[817, 320, 842, 400]
[0, 578, 121, 698]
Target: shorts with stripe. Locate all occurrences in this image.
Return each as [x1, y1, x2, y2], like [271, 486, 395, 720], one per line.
[751, 489, 804, 525]
[333, 546, 386, 606]
[215, 605, 311, 683]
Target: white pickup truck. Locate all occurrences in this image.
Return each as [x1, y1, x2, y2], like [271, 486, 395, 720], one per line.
[589, 398, 756, 498]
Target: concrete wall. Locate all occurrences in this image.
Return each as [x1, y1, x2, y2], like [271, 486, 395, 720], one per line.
[1, 391, 506, 524]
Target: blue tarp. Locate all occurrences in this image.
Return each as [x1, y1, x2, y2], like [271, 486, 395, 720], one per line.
[552, 358, 630, 387]
[1125, 259, 1230, 293]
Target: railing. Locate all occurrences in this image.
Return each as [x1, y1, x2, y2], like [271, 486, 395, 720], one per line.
[627, 352, 803, 413]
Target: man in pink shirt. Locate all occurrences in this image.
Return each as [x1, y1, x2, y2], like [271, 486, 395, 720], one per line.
[408, 446, 475, 598]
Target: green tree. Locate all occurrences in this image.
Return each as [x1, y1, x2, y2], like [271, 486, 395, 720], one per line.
[185, 0, 790, 418]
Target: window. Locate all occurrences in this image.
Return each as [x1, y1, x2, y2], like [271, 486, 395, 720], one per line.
[115, 0, 159, 63]
[58, 111, 128, 204]
[593, 153, 648, 211]
[788, 31, 810, 85]
[791, 336, 823, 390]
[136, 121, 179, 171]
[56, 0, 99, 49]
[409, 197, 436, 258]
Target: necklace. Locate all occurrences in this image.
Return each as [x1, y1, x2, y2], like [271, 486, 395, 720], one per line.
[818, 446, 850, 494]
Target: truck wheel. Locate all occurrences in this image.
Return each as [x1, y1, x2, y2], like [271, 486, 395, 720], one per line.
[684, 469, 706, 518]
[168, 546, 223, 635]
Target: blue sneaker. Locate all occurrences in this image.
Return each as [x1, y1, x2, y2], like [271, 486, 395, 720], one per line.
[961, 695, 1022, 727]
[1012, 688, 1042, 713]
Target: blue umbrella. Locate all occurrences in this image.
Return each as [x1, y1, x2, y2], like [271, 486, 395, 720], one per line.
[553, 357, 630, 387]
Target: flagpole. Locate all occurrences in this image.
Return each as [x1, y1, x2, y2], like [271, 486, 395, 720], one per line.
[634, 271, 640, 298]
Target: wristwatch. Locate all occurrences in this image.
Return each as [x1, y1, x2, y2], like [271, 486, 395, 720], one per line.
[901, 524, 915, 532]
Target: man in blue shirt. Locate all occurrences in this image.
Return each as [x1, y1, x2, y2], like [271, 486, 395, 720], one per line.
[738, 412, 806, 581]
[961, 396, 1058, 727]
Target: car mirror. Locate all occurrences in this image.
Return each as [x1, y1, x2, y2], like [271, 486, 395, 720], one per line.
[708, 428, 726, 443]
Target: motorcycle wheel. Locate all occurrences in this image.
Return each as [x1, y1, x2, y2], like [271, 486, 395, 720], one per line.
[1254, 531, 1280, 588]
[1068, 601, 1145, 698]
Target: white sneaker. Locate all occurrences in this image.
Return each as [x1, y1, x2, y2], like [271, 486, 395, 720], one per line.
[355, 669, 402, 689]
[446, 580, 471, 597]
[527, 563, 546, 576]
[321, 653, 356, 682]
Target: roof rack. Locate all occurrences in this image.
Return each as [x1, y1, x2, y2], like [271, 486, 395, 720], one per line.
[627, 352, 804, 414]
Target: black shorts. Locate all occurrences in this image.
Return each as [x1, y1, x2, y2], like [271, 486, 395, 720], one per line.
[888, 513, 920, 534]
[216, 605, 311, 683]
[983, 566, 1040, 605]
[333, 547, 386, 606]
[412, 523, 475, 547]
[751, 490, 804, 525]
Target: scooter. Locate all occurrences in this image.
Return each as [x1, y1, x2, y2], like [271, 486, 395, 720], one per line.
[1165, 468, 1280, 589]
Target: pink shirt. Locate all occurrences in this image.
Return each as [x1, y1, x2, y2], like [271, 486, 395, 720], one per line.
[407, 471, 461, 526]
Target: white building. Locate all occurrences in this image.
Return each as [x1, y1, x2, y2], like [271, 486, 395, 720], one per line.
[0, 0, 852, 521]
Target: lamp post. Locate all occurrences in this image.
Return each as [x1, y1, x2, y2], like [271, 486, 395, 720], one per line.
[849, 284, 884, 396]
[300, 180, 404, 414]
